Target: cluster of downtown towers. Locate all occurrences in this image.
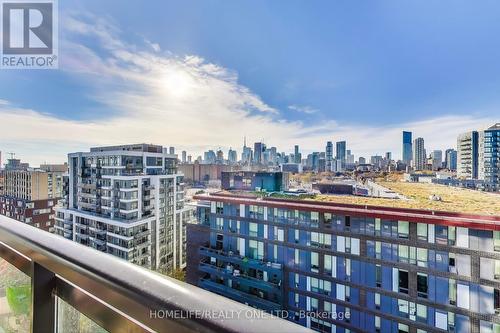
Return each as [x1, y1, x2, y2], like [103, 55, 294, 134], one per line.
[196, 123, 499, 190]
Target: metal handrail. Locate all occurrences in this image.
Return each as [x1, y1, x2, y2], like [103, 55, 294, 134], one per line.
[0, 215, 312, 333]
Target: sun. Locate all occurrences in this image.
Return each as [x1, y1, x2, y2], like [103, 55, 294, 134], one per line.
[161, 69, 193, 97]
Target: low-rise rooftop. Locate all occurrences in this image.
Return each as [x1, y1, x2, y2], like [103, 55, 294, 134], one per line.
[210, 180, 500, 216]
[318, 181, 500, 216]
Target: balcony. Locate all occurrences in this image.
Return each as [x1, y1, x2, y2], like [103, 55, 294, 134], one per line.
[199, 279, 282, 313]
[199, 262, 281, 294]
[78, 183, 96, 190]
[0, 215, 310, 333]
[199, 247, 283, 275]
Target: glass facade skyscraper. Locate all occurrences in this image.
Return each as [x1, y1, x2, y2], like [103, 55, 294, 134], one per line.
[336, 141, 346, 161]
[402, 131, 412, 165]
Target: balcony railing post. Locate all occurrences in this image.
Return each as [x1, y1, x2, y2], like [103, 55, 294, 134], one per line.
[31, 262, 56, 333]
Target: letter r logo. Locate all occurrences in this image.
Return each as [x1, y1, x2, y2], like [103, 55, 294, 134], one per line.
[2, 2, 53, 54]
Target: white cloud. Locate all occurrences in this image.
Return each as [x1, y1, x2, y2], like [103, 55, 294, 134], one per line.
[0, 13, 497, 166]
[288, 104, 319, 114]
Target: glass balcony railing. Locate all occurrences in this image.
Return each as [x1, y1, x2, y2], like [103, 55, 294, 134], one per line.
[0, 215, 311, 333]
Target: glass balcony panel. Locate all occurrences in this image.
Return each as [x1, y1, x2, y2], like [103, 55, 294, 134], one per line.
[57, 298, 108, 333]
[0, 257, 31, 333]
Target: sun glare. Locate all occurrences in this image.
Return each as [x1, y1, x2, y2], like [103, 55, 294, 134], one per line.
[161, 69, 193, 97]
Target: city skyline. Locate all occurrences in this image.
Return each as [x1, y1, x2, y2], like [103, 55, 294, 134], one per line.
[0, 127, 490, 167]
[0, 1, 499, 165]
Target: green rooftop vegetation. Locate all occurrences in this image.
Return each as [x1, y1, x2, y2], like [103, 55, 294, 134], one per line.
[219, 178, 500, 216]
[314, 181, 500, 216]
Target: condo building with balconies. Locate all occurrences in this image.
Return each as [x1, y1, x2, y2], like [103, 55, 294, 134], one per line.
[187, 191, 500, 333]
[54, 144, 190, 274]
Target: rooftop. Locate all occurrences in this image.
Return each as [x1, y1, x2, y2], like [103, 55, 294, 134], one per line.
[487, 122, 500, 131]
[89, 143, 163, 153]
[316, 181, 500, 216]
[200, 180, 500, 218]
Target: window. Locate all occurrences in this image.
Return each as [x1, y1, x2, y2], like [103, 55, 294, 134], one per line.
[448, 312, 455, 332]
[448, 226, 456, 246]
[495, 231, 500, 251]
[351, 238, 360, 255]
[311, 232, 331, 248]
[375, 265, 382, 287]
[345, 237, 351, 253]
[417, 223, 427, 241]
[398, 299, 409, 317]
[249, 205, 264, 218]
[249, 240, 263, 260]
[398, 221, 409, 239]
[337, 236, 346, 252]
[275, 228, 284, 242]
[435, 311, 448, 330]
[495, 260, 500, 280]
[375, 218, 381, 235]
[249, 223, 258, 237]
[399, 270, 409, 294]
[435, 225, 448, 245]
[346, 258, 351, 280]
[324, 255, 332, 275]
[294, 249, 300, 266]
[311, 212, 319, 225]
[324, 213, 332, 228]
[324, 301, 332, 314]
[375, 293, 381, 309]
[449, 253, 456, 273]
[416, 304, 427, 323]
[345, 216, 351, 231]
[375, 241, 381, 259]
[398, 323, 409, 333]
[399, 245, 409, 263]
[216, 218, 223, 230]
[311, 252, 319, 272]
[311, 232, 319, 245]
[336, 284, 345, 301]
[449, 279, 457, 305]
[324, 281, 331, 296]
[310, 297, 318, 311]
[417, 273, 428, 298]
[417, 248, 428, 267]
[215, 202, 223, 214]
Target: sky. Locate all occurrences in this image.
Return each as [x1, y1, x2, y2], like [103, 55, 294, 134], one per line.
[0, 0, 499, 165]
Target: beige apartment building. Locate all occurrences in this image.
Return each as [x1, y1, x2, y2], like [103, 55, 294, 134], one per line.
[0, 166, 66, 232]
